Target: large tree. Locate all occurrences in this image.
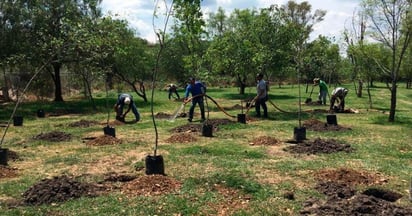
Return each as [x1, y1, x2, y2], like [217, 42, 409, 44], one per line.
[362, 0, 412, 122]
[27, 0, 102, 101]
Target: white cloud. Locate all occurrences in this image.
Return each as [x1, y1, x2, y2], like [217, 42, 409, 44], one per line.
[100, 0, 361, 44]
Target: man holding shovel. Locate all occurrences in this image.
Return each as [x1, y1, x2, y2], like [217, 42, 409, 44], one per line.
[114, 93, 140, 123]
[184, 77, 206, 122]
[313, 78, 328, 105]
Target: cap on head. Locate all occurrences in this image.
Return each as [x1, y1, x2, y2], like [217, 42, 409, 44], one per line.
[256, 73, 263, 78]
[313, 78, 320, 83]
[124, 97, 131, 105]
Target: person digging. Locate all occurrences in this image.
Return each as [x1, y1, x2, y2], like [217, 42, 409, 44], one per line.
[114, 93, 140, 123]
[313, 78, 328, 105]
[330, 87, 348, 113]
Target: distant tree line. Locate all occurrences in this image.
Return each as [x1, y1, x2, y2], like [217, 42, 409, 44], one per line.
[0, 0, 410, 121]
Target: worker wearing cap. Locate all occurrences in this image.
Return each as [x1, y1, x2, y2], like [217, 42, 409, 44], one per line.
[330, 87, 349, 112]
[313, 78, 328, 105]
[255, 73, 268, 118]
[184, 77, 206, 122]
[114, 93, 140, 122]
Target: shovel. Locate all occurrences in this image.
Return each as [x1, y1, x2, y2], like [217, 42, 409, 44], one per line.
[305, 85, 314, 104]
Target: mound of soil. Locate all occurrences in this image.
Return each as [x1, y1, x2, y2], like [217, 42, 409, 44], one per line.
[170, 118, 236, 133]
[33, 131, 72, 142]
[103, 172, 137, 182]
[303, 118, 351, 131]
[85, 135, 122, 146]
[22, 175, 100, 205]
[285, 138, 353, 154]
[0, 165, 18, 178]
[301, 168, 410, 215]
[315, 181, 357, 199]
[155, 112, 172, 119]
[121, 175, 182, 196]
[68, 119, 99, 127]
[314, 167, 384, 186]
[249, 136, 281, 146]
[165, 133, 198, 143]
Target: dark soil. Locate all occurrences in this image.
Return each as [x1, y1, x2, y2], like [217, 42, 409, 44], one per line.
[0, 165, 18, 178]
[32, 131, 72, 142]
[300, 168, 411, 215]
[170, 118, 236, 134]
[7, 149, 21, 162]
[22, 175, 100, 205]
[284, 138, 353, 154]
[68, 119, 99, 127]
[165, 133, 198, 143]
[249, 136, 281, 146]
[303, 118, 351, 132]
[84, 135, 122, 146]
[154, 112, 172, 119]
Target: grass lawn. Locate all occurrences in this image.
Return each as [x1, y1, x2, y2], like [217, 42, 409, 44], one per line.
[0, 83, 411, 215]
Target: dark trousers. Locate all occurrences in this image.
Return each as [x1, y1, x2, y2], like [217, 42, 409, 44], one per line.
[330, 96, 345, 111]
[255, 96, 268, 117]
[189, 98, 205, 120]
[168, 90, 180, 99]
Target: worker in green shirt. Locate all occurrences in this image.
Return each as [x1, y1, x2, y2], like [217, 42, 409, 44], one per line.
[313, 78, 328, 105]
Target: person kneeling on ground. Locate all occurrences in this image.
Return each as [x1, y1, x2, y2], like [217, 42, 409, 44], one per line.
[114, 93, 140, 122]
[330, 87, 349, 112]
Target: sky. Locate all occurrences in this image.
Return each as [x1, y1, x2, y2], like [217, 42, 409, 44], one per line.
[100, 0, 361, 44]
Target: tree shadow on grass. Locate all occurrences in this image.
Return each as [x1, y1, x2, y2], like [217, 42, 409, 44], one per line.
[371, 115, 412, 129]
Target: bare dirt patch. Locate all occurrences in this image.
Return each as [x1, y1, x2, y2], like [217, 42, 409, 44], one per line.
[249, 136, 281, 146]
[84, 135, 122, 146]
[0, 165, 18, 178]
[303, 118, 351, 132]
[32, 131, 72, 142]
[165, 133, 198, 143]
[314, 167, 386, 186]
[155, 112, 172, 119]
[121, 174, 182, 196]
[207, 184, 251, 216]
[68, 119, 99, 127]
[170, 118, 236, 134]
[284, 138, 353, 154]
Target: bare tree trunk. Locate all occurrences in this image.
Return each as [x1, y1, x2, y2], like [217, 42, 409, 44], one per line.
[367, 81, 372, 109]
[357, 79, 363, 97]
[388, 82, 397, 122]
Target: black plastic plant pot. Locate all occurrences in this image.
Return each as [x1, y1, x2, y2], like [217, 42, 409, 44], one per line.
[37, 109, 45, 118]
[145, 155, 165, 175]
[13, 116, 23, 126]
[103, 126, 116, 137]
[202, 123, 213, 137]
[293, 127, 306, 142]
[0, 148, 8, 166]
[326, 114, 338, 125]
[237, 114, 246, 124]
